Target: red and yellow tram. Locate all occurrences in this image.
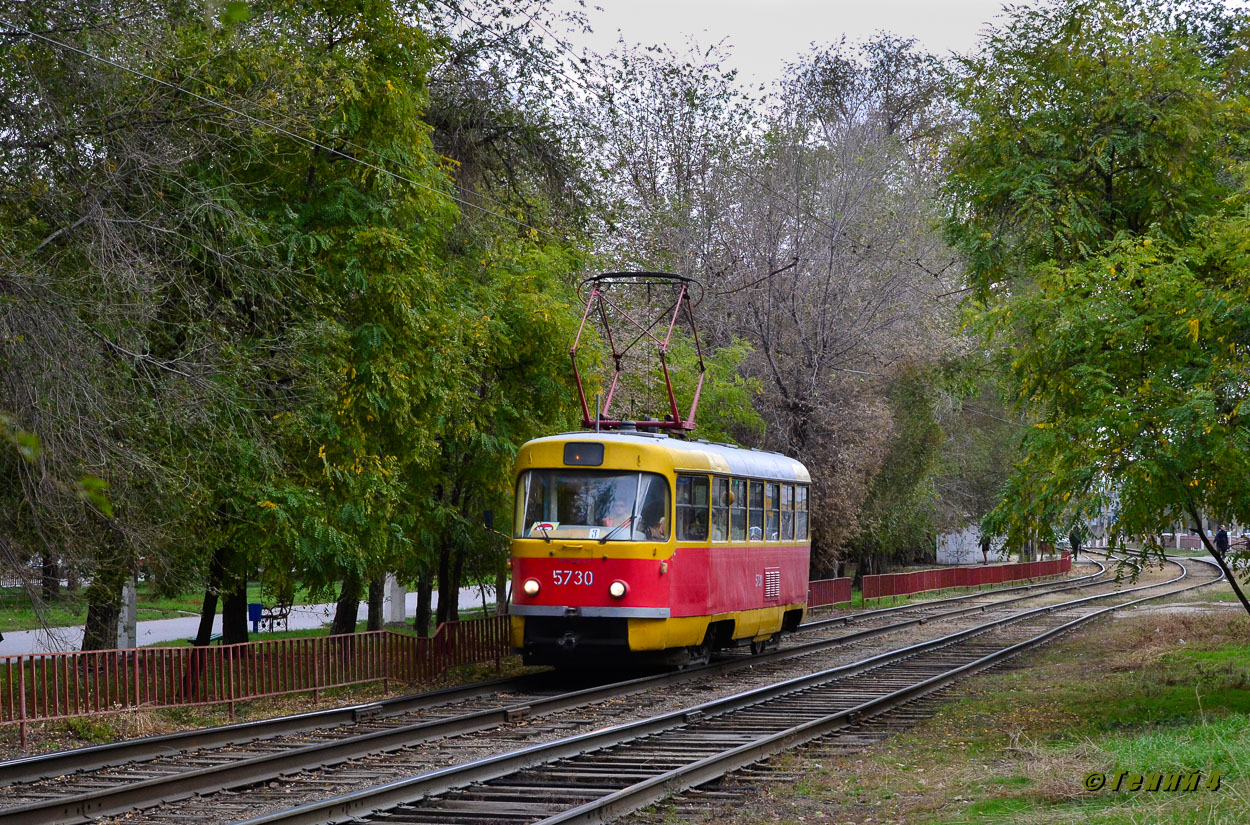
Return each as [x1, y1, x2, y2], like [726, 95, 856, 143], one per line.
[509, 428, 812, 666]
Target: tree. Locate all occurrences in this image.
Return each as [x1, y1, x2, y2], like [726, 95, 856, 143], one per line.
[983, 217, 1250, 611]
[2, 0, 593, 648]
[582, 37, 963, 571]
[714, 38, 961, 565]
[845, 372, 945, 577]
[946, 0, 1242, 295]
[946, 0, 1250, 614]
[931, 373, 1024, 550]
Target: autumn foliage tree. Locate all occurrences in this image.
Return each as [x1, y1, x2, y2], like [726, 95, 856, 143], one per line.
[1, 0, 588, 645]
[946, 0, 1250, 612]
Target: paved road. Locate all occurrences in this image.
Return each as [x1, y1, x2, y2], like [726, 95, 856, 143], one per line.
[0, 586, 500, 656]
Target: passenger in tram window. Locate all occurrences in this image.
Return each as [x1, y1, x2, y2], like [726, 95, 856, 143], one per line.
[729, 479, 748, 540]
[689, 509, 709, 541]
[711, 478, 730, 541]
[645, 514, 668, 540]
[601, 496, 632, 527]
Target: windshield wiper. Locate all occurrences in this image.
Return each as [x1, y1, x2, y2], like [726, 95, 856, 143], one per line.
[538, 524, 552, 544]
[598, 516, 634, 544]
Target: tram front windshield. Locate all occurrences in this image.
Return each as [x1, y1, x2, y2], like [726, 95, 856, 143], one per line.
[514, 470, 670, 541]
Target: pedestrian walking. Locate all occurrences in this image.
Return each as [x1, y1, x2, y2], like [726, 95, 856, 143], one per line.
[1216, 526, 1229, 556]
[1068, 528, 1081, 560]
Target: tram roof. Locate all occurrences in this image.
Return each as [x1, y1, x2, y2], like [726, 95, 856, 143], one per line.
[525, 431, 811, 483]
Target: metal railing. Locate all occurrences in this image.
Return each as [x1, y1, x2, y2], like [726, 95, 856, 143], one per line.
[807, 577, 852, 608]
[0, 615, 510, 745]
[861, 557, 1071, 602]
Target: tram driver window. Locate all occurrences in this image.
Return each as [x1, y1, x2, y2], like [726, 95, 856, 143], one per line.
[676, 475, 710, 541]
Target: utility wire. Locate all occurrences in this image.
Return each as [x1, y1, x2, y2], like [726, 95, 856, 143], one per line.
[98, 20, 567, 235]
[18, 27, 565, 241]
[432, 0, 603, 104]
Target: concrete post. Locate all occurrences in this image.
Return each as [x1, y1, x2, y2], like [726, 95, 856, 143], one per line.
[116, 574, 138, 649]
[384, 573, 406, 624]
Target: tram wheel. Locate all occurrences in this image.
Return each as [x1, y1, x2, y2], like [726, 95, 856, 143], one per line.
[685, 641, 712, 668]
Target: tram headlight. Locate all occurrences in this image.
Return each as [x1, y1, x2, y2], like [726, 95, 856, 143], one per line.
[522, 578, 540, 597]
[608, 580, 628, 599]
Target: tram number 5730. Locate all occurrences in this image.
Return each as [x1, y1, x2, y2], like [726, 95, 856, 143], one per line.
[553, 569, 594, 586]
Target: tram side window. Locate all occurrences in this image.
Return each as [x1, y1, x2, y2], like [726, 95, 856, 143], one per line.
[748, 481, 764, 541]
[639, 477, 671, 541]
[729, 479, 748, 541]
[711, 477, 730, 541]
[676, 474, 710, 541]
[796, 486, 809, 540]
[781, 484, 795, 541]
[765, 482, 780, 540]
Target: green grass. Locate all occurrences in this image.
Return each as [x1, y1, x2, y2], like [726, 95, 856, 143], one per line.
[142, 608, 507, 647]
[0, 580, 319, 633]
[904, 615, 1250, 824]
[692, 608, 1250, 825]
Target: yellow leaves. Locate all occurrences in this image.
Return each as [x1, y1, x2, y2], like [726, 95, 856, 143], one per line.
[317, 444, 326, 459]
[1187, 317, 1200, 342]
[259, 500, 278, 509]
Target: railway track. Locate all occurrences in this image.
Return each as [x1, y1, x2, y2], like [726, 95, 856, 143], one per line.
[0, 555, 1171, 825]
[0, 560, 1107, 787]
[217, 554, 1218, 825]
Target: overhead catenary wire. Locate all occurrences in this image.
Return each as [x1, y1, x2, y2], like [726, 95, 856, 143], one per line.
[16, 27, 565, 242]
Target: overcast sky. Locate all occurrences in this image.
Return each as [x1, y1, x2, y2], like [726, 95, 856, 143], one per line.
[553, 0, 1011, 86]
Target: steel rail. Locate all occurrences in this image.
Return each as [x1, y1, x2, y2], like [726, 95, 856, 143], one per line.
[0, 561, 1105, 786]
[0, 672, 546, 786]
[222, 557, 1204, 825]
[0, 561, 1113, 825]
[537, 555, 1224, 825]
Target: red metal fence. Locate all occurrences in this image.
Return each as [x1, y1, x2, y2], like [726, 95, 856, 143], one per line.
[861, 557, 1071, 602]
[1147, 534, 1206, 550]
[1, 615, 510, 742]
[807, 577, 852, 608]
